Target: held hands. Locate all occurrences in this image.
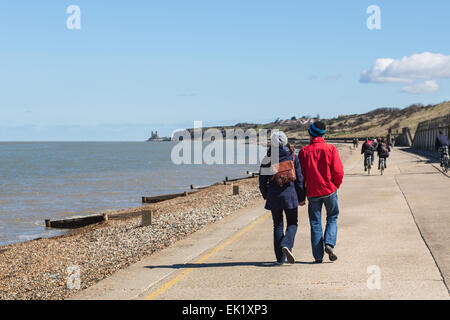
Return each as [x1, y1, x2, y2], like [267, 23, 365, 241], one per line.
[299, 201, 306, 207]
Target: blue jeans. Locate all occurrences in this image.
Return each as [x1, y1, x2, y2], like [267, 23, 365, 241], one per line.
[308, 191, 340, 261]
[271, 208, 298, 263]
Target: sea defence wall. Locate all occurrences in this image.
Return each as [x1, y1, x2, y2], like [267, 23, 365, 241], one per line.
[395, 127, 413, 147]
[412, 114, 450, 151]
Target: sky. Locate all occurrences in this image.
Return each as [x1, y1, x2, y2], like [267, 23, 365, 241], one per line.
[1, 0, 450, 141]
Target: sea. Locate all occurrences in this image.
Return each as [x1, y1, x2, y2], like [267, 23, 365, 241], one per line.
[0, 142, 263, 246]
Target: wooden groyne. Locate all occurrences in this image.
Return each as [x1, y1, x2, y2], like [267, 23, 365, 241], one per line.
[223, 175, 257, 184]
[45, 213, 108, 229]
[44, 172, 259, 229]
[191, 183, 221, 190]
[141, 191, 198, 204]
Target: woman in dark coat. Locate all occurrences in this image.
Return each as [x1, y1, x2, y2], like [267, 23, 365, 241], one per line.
[259, 132, 306, 264]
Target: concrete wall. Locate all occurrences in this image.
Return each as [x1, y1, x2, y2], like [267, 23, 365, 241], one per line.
[395, 127, 413, 147]
[412, 114, 450, 151]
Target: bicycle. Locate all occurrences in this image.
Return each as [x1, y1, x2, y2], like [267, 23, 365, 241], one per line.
[379, 157, 385, 176]
[439, 146, 449, 173]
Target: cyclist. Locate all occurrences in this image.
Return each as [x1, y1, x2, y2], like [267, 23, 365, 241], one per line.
[361, 138, 375, 171]
[377, 138, 391, 169]
[435, 130, 449, 168]
[370, 138, 378, 165]
[371, 137, 379, 150]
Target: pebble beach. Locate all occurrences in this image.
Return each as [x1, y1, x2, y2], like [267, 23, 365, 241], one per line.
[0, 144, 353, 300]
[0, 178, 262, 300]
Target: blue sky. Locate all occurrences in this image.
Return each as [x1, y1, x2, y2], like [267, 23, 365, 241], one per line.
[1, 1, 449, 141]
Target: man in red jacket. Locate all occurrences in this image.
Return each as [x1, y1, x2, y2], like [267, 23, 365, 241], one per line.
[298, 121, 344, 263]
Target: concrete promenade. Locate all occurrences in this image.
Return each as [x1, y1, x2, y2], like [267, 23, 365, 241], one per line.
[71, 147, 450, 300]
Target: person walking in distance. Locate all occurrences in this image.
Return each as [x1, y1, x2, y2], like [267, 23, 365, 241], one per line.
[259, 132, 306, 265]
[298, 122, 344, 263]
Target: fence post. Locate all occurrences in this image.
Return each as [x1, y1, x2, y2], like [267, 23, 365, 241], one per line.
[142, 210, 152, 227]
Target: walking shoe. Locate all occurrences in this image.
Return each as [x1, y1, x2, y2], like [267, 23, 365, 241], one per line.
[325, 244, 338, 262]
[281, 247, 296, 264]
[314, 260, 323, 264]
[364, 166, 367, 172]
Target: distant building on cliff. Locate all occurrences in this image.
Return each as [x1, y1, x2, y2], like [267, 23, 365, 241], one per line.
[147, 130, 171, 142]
[151, 131, 159, 139]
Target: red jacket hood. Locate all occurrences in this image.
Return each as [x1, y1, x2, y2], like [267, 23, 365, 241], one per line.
[310, 137, 326, 144]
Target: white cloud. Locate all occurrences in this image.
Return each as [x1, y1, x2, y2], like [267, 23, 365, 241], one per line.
[360, 52, 450, 93]
[402, 80, 439, 94]
[360, 52, 450, 83]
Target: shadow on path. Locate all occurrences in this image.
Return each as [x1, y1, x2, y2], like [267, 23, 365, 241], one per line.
[400, 147, 440, 164]
[144, 261, 331, 269]
[399, 147, 449, 177]
[345, 173, 380, 177]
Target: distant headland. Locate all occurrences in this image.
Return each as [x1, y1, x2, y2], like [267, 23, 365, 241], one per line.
[147, 130, 171, 142]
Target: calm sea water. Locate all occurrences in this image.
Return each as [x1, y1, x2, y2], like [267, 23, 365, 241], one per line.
[0, 142, 262, 246]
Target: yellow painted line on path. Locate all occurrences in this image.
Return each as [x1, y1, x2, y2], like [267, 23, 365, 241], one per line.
[144, 212, 271, 300]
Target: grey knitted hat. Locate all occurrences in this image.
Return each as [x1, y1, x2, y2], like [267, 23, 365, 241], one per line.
[271, 131, 288, 146]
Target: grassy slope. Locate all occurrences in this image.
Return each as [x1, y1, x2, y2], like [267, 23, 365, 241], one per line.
[324, 101, 450, 138]
[199, 101, 450, 139]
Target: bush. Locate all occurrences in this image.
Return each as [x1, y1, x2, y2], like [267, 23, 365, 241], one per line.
[356, 117, 365, 125]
